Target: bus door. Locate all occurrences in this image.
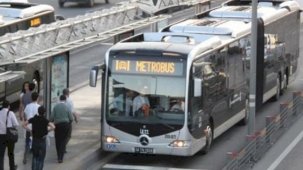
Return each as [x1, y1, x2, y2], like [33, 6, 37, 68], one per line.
[201, 63, 228, 130]
[189, 63, 206, 139]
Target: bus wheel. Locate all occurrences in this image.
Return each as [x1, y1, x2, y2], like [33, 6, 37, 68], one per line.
[58, 0, 64, 7]
[88, 0, 94, 7]
[201, 125, 213, 154]
[273, 77, 281, 101]
[239, 99, 249, 126]
[281, 74, 287, 94]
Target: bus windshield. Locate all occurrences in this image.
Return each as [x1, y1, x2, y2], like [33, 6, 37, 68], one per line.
[106, 56, 186, 127]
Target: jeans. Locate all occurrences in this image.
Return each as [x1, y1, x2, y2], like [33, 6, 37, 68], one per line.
[0, 134, 16, 170]
[32, 138, 46, 170]
[0, 135, 6, 170]
[65, 123, 72, 148]
[24, 131, 32, 162]
[54, 122, 71, 161]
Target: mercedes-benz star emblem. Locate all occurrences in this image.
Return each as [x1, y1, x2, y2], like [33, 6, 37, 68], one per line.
[139, 136, 149, 146]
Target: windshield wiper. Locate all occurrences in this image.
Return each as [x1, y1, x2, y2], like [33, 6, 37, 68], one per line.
[157, 122, 175, 130]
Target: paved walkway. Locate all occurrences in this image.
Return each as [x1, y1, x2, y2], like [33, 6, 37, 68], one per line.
[4, 82, 101, 170]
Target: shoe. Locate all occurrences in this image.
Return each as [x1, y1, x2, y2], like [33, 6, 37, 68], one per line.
[22, 158, 26, 164]
[58, 160, 63, 163]
[10, 165, 17, 170]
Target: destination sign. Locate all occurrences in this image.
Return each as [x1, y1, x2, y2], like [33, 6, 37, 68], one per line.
[111, 59, 184, 76]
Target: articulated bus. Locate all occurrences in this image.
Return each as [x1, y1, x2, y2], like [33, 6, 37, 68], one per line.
[89, 0, 301, 156]
[0, 1, 55, 36]
[0, 1, 56, 107]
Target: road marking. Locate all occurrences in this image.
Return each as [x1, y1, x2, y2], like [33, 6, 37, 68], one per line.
[103, 164, 208, 170]
[267, 130, 303, 170]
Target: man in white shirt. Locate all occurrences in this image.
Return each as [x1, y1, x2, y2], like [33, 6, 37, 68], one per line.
[170, 99, 185, 112]
[0, 100, 19, 170]
[63, 88, 78, 123]
[22, 92, 40, 164]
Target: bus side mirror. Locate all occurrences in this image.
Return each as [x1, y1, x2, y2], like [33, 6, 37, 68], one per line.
[89, 67, 98, 87]
[194, 78, 202, 97]
[89, 64, 104, 87]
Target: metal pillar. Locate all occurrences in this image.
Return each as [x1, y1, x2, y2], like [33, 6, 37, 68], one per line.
[248, 0, 258, 135]
[45, 57, 52, 118]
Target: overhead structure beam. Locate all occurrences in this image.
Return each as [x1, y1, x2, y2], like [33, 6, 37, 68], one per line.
[136, 0, 210, 15]
[5, 15, 170, 64]
[0, 0, 210, 66]
[0, 4, 140, 65]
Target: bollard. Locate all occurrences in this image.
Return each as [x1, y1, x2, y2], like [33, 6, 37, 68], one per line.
[279, 102, 289, 128]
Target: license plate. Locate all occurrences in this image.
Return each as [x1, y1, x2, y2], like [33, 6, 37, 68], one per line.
[134, 147, 154, 154]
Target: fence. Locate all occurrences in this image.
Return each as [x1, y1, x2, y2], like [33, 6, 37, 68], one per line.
[223, 92, 303, 170]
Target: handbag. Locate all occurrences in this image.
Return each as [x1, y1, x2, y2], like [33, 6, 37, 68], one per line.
[6, 110, 18, 143]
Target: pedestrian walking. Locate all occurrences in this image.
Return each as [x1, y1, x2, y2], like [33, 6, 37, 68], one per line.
[0, 100, 19, 170]
[62, 88, 78, 151]
[23, 92, 40, 164]
[19, 82, 36, 121]
[50, 95, 73, 163]
[23, 106, 55, 170]
[19, 81, 30, 121]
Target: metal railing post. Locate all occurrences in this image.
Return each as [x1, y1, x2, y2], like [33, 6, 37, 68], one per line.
[246, 134, 257, 164]
[226, 152, 239, 170]
[279, 102, 289, 128]
[292, 92, 300, 115]
[265, 116, 274, 145]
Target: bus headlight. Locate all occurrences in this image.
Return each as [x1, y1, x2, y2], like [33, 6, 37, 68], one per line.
[104, 136, 120, 143]
[169, 140, 188, 148]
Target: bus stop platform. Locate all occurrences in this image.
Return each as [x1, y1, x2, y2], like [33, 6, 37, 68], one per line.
[4, 82, 102, 170]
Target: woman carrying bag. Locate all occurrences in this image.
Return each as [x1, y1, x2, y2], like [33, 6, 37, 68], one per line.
[0, 100, 19, 170]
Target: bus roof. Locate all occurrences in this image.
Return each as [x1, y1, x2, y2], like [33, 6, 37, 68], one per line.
[209, 0, 300, 23]
[0, 3, 54, 21]
[114, 0, 300, 57]
[0, 0, 28, 2]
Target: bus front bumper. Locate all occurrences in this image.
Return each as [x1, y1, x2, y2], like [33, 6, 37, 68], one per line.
[102, 139, 205, 156]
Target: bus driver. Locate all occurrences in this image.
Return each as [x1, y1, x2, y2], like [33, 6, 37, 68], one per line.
[133, 86, 150, 117]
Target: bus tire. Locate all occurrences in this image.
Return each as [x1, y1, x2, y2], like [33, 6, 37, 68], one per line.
[201, 125, 213, 154]
[88, 0, 94, 7]
[281, 74, 287, 94]
[238, 99, 249, 126]
[273, 77, 281, 101]
[58, 1, 64, 7]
